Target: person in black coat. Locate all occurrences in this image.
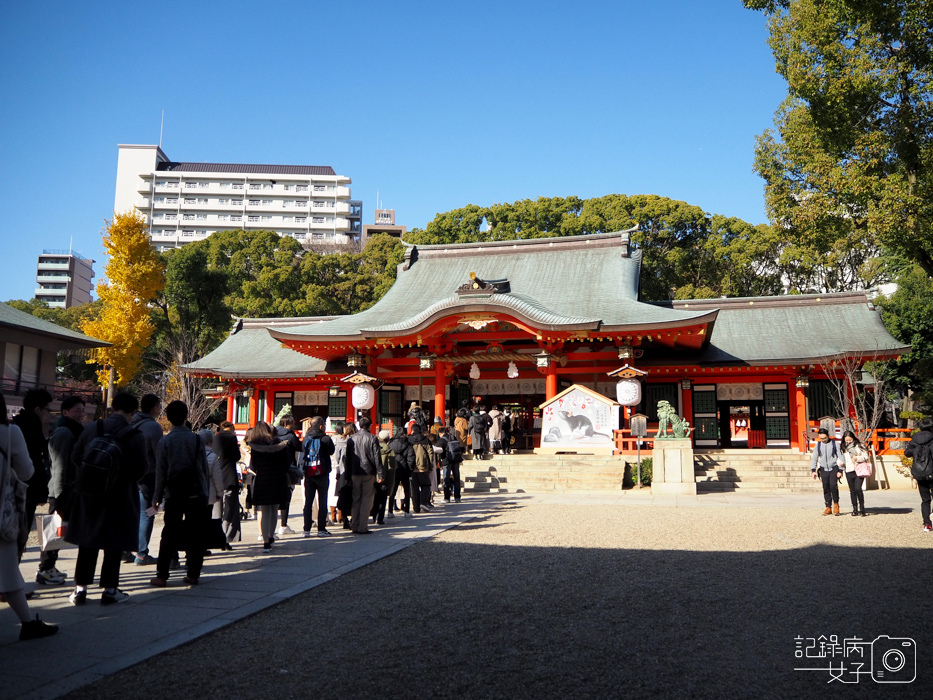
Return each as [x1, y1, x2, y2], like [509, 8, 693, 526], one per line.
[214, 421, 242, 545]
[12, 389, 53, 561]
[388, 432, 414, 517]
[66, 392, 148, 606]
[245, 421, 292, 552]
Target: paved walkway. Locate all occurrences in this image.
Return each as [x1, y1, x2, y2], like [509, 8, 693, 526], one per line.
[0, 487, 921, 699]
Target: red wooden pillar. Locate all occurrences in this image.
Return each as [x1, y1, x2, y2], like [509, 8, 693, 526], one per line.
[545, 363, 558, 400]
[248, 389, 258, 427]
[226, 392, 235, 423]
[434, 362, 446, 424]
[681, 383, 693, 430]
[791, 382, 808, 452]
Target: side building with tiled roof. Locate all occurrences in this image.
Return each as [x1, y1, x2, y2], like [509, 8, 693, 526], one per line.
[0, 302, 109, 414]
[114, 144, 362, 251]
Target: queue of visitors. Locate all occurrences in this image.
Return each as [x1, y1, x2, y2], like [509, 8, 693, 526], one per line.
[0, 389, 473, 641]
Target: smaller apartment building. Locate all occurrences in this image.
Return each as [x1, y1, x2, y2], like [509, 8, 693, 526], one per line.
[35, 250, 94, 308]
[115, 145, 360, 251]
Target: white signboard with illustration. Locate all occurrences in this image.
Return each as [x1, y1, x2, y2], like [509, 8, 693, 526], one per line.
[538, 384, 620, 453]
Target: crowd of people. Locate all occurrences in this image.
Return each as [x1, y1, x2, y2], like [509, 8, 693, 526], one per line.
[0, 390, 507, 641]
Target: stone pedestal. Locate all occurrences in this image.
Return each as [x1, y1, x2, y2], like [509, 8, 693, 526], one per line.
[651, 439, 697, 495]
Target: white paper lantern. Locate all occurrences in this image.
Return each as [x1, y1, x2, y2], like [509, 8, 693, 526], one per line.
[507, 361, 519, 378]
[616, 378, 642, 406]
[351, 382, 375, 410]
[469, 362, 481, 379]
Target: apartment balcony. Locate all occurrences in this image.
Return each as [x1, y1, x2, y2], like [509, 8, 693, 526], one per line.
[36, 274, 70, 283]
[335, 186, 351, 199]
[37, 262, 70, 271]
[334, 217, 350, 231]
[335, 201, 351, 215]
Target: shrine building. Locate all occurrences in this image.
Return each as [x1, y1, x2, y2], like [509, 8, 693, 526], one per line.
[184, 230, 908, 452]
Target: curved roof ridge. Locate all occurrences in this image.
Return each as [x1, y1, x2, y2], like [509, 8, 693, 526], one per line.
[400, 227, 636, 252]
[361, 293, 601, 334]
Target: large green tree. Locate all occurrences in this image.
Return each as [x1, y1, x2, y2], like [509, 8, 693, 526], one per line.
[745, 0, 933, 280]
[876, 266, 933, 407]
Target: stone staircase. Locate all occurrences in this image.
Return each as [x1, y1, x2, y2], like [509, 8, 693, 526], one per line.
[462, 453, 626, 493]
[693, 449, 821, 493]
[459, 449, 822, 494]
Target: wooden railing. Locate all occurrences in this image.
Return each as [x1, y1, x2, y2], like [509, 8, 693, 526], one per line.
[613, 429, 654, 455]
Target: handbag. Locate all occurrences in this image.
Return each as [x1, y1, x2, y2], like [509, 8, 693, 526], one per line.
[287, 464, 303, 486]
[0, 427, 28, 544]
[35, 512, 76, 552]
[855, 461, 873, 478]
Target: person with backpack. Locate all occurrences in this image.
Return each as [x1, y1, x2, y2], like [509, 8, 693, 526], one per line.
[904, 417, 933, 532]
[150, 401, 210, 587]
[810, 427, 843, 515]
[388, 431, 414, 518]
[408, 424, 434, 513]
[837, 430, 871, 517]
[442, 426, 463, 503]
[301, 416, 335, 537]
[66, 392, 147, 606]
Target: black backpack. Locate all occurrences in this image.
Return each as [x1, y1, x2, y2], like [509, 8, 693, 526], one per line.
[74, 421, 138, 498]
[447, 437, 464, 463]
[911, 441, 933, 481]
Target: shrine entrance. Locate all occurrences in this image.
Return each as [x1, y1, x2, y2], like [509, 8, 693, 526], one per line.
[717, 401, 766, 448]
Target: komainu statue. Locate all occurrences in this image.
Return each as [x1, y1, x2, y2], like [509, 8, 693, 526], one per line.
[655, 400, 692, 439]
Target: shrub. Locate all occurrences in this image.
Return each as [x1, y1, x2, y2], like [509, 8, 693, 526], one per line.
[625, 457, 653, 487]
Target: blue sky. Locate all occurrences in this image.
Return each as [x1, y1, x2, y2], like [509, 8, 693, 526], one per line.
[0, 1, 785, 302]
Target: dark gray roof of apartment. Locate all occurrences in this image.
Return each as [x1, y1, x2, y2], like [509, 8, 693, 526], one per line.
[156, 162, 337, 176]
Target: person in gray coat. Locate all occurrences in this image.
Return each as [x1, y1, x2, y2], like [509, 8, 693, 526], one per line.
[130, 393, 163, 565]
[346, 416, 383, 534]
[66, 392, 147, 606]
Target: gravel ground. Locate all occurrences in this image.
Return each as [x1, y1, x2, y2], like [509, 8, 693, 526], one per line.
[61, 500, 931, 699]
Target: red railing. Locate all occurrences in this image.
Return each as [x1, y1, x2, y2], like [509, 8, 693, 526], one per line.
[613, 429, 654, 455]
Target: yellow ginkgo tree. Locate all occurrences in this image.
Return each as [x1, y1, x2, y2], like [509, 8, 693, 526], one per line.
[81, 210, 164, 389]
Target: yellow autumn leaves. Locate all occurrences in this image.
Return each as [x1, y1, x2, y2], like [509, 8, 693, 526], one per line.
[81, 211, 164, 387]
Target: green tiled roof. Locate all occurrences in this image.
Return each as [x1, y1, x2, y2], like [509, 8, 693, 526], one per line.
[659, 292, 909, 365]
[0, 302, 109, 348]
[183, 318, 331, 378]
[271, 231, 717, 342]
